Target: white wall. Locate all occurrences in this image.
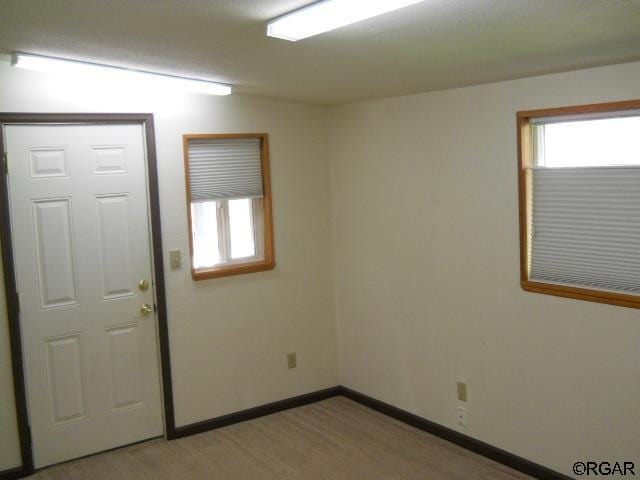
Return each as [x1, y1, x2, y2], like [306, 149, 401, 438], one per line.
[328, 61, 640, 477]
[3, 55, 639, 477]
[0, 61, 339, 468]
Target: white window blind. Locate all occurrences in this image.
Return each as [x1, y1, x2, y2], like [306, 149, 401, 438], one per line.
[188, 138, 263, 201]
[530, 166, 640, 294]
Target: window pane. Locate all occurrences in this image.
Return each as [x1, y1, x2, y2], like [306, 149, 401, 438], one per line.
[191, 201, 220, 268]
[228, 198, 255, 259]
[539, 116, 640, 167]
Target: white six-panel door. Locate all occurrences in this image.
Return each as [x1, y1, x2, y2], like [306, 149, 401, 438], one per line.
[5, 124, 163, 468]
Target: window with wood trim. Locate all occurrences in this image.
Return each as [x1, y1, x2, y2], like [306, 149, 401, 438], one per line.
[518, 100, 640, 309]
[184, 133, 275, 280]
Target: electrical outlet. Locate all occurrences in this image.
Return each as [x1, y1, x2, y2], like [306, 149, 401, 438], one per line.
[287, 352, 297, 369]
[457, 406, 467, 427]
[169, 249, 181, 269]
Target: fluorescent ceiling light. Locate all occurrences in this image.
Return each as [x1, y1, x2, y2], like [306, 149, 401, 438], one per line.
[11, 52, 232, 96]
[267, 0, 426, 41]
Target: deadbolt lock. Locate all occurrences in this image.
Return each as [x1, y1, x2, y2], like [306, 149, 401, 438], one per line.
[138, 279, 149, 291]
[140, 304, 153, 316]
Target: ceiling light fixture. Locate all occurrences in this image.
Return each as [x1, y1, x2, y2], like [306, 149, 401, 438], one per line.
[11, 52, 232, 96]
[266, 0, 425, 42]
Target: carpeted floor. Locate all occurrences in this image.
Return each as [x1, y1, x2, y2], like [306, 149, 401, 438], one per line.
[29, 396, 531, 479]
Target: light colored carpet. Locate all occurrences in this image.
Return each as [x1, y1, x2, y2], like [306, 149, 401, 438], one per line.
[29, 396, 531, 479]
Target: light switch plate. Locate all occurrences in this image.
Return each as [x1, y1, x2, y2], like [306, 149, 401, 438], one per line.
[169, 249, 181, 269]
[457, 381, 468, 402]
[287, 352, 297, 369]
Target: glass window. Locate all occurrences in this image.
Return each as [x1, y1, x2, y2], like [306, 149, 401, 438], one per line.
[184, 133, 275, 279]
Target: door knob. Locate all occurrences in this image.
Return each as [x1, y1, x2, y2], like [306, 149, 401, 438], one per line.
[138, 279, 149, 291]
[140, 304, 153, 316]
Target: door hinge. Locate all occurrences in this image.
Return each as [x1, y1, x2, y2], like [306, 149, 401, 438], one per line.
[27, 424, 32, 446]
[2, 152, 7, 174]
[16, 292, 20, 313]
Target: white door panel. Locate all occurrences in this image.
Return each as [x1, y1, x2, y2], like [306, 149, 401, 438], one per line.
[6, 124, 163, 468]
[32, 198, 78, 307]
[96, 194, 136, 299]
[45, 333, 86, 423]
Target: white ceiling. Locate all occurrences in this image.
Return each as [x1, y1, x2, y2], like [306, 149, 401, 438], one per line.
[1, 0, 639, 104]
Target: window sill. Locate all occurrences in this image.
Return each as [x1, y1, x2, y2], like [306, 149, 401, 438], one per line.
[521, 280, 640, 309]
[192, 259, 275, 280]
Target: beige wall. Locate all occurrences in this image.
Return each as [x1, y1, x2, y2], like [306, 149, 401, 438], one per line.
[0, 245, 21, 470]
[0, 61, 339, 468]
[328, 61, 640, 477]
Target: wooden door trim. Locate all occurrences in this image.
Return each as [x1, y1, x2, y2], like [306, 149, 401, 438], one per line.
[0, 113, 176, 477]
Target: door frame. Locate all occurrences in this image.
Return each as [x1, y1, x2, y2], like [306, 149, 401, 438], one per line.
[0, 113, 176, 477]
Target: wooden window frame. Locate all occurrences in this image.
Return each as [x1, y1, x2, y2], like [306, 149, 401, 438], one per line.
[183, 133, 275, 280]
[517, 99, 640, 309]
